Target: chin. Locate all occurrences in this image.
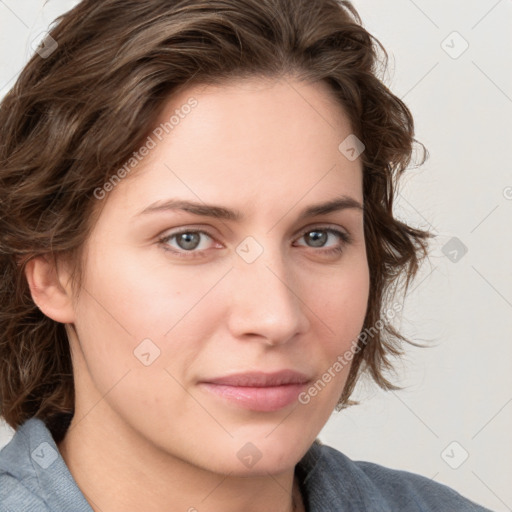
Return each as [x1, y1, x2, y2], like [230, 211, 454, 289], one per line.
[203, 427, 315, 477]
[209, 450, 302, 478]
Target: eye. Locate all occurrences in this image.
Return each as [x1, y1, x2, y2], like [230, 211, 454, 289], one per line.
[158, 229, 218, 259]
[294, 227, 352, 256]
[158, 226, 352, 260]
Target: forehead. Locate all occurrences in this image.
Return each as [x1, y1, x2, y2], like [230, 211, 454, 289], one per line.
[102, 77, 363, 219]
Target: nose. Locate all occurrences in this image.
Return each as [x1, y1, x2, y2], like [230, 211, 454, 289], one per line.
[226, 245, 310, 346]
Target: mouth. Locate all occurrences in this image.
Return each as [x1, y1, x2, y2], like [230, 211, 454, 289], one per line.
[198, 370, 311, 412]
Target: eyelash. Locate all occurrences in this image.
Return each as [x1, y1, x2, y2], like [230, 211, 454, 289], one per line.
[158, 226, 352, 260]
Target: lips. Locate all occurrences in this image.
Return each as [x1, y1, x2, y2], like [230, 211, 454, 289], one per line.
[199, 370, 311, 412]
[204, 370, 311, 387]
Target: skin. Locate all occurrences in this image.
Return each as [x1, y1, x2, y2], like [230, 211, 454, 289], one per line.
[26, 76, 370, 512]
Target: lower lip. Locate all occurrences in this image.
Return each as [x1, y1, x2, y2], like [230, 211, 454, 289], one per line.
[199, 383, 308, 412]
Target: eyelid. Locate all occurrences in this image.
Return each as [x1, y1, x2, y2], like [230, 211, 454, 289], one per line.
[157, 227, 223, 261]
[294, 223, 351, 240]
[158, 223, 350, 243]
[293, 225, 352, 251]
[158, 227, 218, 248]
[158, 223, 352, 259]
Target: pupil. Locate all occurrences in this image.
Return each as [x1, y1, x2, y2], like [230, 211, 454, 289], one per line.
[308, 230, 326, 247]
[178, 233, 200, 250]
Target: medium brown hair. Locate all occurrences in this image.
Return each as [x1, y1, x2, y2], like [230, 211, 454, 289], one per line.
[0, 0, 430, 441]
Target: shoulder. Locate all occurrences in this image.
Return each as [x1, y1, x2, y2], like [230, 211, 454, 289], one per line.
[297, 440, 494, 512]
[0, 418, 52, 511]
[0, 418, 91, 512]
[0, 473, 50, 512]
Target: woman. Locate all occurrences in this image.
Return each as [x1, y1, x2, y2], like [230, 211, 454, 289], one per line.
[0, 0, 494, 510]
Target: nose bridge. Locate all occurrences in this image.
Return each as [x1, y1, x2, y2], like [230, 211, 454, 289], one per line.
[227, 239, 308, 343]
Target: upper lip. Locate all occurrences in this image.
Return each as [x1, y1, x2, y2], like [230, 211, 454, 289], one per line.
[202, 370, 311, 387]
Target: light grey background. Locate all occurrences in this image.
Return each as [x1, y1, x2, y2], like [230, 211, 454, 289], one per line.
[0, 1, 511, 511]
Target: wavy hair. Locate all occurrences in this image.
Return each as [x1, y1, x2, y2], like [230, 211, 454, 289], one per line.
[0, 0, 430, 442]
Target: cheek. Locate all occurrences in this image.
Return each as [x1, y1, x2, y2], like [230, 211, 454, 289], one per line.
[80, 240, 220, 333]
[309, 257, 370, 346]
[72, 246, 228, 387]
[301, 255, 369, 406]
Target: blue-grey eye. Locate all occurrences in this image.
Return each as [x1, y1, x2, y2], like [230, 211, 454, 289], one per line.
[175, 232, 201, 251]
[304, 230, 328, 247]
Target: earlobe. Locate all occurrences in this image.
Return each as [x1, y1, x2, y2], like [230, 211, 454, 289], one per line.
[24, 255, 76, 324]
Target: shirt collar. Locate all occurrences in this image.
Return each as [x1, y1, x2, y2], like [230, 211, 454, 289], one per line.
[2, 417, 93, 511]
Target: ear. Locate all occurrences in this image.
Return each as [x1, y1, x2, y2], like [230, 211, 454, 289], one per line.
[24, 254, 76, 324]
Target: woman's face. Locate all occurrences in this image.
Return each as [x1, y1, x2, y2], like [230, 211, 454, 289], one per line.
[66, 77, 369, 475]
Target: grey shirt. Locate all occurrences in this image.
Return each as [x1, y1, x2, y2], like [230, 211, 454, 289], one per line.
[0, 417, 493, 511]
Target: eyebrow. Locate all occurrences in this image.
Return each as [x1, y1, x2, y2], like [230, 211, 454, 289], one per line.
[135, 195, 363, 222]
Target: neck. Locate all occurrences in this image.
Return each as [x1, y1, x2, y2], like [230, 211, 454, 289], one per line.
[57, 407, 305, 512]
